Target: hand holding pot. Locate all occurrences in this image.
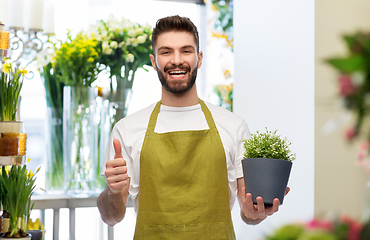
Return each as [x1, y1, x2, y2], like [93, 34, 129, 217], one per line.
[104, 138, 129, 194]
[240, 185, 290, 222]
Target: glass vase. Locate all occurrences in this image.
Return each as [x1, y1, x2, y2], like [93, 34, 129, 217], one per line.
[108, 87, 132, 127]
[108, 73, 134, 128]
[94, 87, 132, 190]
[45, 107, 64, 192]
[63, 86, 99, 195]
[95, 95, 110, 191]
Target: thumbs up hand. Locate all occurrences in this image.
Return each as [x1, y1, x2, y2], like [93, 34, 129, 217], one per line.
[105, 138, 129, 194]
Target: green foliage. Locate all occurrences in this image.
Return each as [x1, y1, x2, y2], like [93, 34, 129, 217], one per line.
[0, 165, 39, 237]
[324, 31, 370, 146]
[0, 61, 26, 121]
[211, 0, 233, 40]
[265, 224, 305, 240]
[266, 216, 369, 240]
[213, 83, 233, 111]
[326, 56, 365, 74]
[243, 128, 296, 161]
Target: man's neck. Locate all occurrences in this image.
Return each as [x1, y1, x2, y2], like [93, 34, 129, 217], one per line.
[161, 85, 199, 107]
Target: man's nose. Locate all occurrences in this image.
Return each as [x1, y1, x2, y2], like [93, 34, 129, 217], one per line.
[170, 51, 184, 65]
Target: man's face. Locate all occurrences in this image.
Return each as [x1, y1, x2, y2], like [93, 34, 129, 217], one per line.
[150, 31, 203, 94]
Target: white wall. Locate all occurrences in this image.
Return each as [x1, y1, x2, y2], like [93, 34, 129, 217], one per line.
[233, 1, 315, 239]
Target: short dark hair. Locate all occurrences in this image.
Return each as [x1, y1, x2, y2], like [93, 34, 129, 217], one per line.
[152, 15, 200, 54]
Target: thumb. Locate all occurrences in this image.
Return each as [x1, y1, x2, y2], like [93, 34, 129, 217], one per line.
[113, 138, 123, 159]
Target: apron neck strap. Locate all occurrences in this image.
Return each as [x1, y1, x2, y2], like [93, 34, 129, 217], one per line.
[146, 99, 217, 133]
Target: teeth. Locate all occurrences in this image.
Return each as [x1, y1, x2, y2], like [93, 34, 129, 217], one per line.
[169, 70, 187, 75]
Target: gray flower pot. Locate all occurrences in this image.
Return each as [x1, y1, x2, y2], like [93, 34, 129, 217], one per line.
[28, 230, 43, 240]
[242, 158, 292, 206]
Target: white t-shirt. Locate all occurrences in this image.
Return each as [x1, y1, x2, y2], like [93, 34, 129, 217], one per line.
[102, 101, 251, 212]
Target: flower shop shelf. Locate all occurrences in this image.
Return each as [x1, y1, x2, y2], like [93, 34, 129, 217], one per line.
[0, 156, 26, 166]
[31, 193, 134, 240]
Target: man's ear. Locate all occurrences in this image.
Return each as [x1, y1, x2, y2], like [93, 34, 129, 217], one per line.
[197, 51, 203, 69]
[150, 54, 157, 71]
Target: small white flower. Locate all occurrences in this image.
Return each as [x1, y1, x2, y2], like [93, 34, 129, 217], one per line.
[102, 41, 110, 49]
[135, 28, 144, 35]
[102, 41, 113, 54]
[130, 38, 139, 47]
[128, 29, 136, 37]
[110, 41, 118, 49]
[125, 53, 134, 62]
[103, 47, 113, 55]
[137, 34, 147, 44]
[101, 29, 108, 38]
[118, 41, 125, 48]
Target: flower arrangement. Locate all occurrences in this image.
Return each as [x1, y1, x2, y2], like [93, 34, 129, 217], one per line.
[265, 215, 370, 240]
[0, 61, 27, 121]
[35, 16, 154, 192]
[54, 31, 102, 87]
[325, 31, 370, 172]
[243, 128, 296, 161]
[0, 165, 39, 238]
[213, 83, 233, 111]
[86, 14, 153, 125]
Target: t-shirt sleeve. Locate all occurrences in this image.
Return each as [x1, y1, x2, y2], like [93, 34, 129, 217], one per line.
[235, 120, 251, 179]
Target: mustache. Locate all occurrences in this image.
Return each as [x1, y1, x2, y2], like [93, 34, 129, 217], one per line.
[164, 64, 190, 72]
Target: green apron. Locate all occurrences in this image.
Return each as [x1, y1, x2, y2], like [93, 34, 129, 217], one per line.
[133, 99, 236, 240]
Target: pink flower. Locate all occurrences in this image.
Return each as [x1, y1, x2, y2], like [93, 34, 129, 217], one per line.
[339, 75, 356, 97]
[345, 127, 357, 140]
[306, 219, 333, 231]
[339, 216, 363, 240]
[357, 152, 366, 161]
[359, 140, 370, 150]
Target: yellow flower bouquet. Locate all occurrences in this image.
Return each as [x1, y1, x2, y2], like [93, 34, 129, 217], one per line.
[53, 31, 103, 193]
[54, 31, 102, 88]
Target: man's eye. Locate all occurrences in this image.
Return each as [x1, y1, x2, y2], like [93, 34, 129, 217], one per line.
[161, 51, 169, 55]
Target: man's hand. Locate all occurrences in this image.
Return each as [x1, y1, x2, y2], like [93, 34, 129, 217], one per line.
[241, 187, 290, 221]
[105, 138, 129, 194]
[237, 178, 290, 225]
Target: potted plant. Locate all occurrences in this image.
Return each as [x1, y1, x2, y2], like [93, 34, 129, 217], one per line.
[0, 165, 39, 239]
[242, 128, 296, 206]
[0, 61, 27, 133]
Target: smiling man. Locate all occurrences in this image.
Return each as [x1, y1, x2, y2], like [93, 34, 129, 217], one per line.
[97, 15, 287, 240]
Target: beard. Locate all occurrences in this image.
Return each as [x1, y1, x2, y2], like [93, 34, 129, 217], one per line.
[156, 62, 198, 95]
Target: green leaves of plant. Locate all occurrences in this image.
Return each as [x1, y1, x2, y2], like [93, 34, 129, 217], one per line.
[0, 63, 25, 121]
[243, 128, 296, 162]
[326, 56, 365, 74]
[0, 165, 37, 237]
